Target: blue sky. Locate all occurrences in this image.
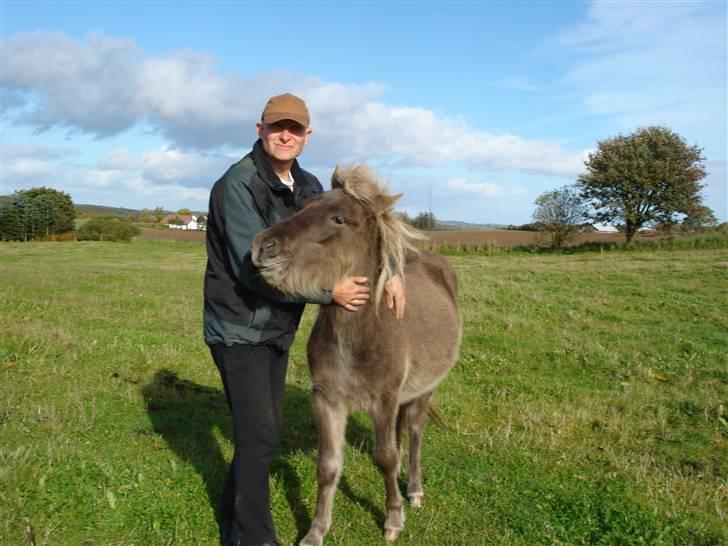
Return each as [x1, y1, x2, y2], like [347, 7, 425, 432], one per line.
[2, 1, 726, 224]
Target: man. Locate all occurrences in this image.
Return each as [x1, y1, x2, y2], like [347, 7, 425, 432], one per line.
[204, 93, 404, 546]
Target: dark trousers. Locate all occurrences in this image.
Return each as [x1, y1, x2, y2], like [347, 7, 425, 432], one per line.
[210, 343, 289, 546]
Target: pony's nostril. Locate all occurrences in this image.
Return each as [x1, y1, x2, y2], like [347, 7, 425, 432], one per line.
[263, 238, 280, 257]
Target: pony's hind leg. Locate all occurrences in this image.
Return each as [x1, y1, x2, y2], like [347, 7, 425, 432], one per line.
[299, 392, 347, 546]
[405, 391, 433, 508]
[372, 398, 405, 542]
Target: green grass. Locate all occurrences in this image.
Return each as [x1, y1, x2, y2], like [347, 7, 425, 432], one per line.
[1, 240, 726, 545]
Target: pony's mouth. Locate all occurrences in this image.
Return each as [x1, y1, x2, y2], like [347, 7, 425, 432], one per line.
[257, 258, 291, 282]
[258, 258, 288, 269]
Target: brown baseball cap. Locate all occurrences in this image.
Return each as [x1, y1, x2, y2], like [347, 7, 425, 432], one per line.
[261, 93, 310, 127]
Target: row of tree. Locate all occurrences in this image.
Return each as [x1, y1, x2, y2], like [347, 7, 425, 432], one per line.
[399, 211, 438, 230]
[532, 126, 717, 247]
[0, 187, 76, 241]
[0, 188, 206, 241]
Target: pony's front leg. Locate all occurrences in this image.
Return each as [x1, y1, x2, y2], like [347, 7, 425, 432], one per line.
[373, 399, 405, 542]
[299, 390, 347, 546]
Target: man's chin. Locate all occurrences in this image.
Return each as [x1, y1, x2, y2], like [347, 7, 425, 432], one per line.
[270, 151, 299, 162]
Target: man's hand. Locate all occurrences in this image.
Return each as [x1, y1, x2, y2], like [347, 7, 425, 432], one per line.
[332, 276, 370, 312]
[384, 275, 406, 319]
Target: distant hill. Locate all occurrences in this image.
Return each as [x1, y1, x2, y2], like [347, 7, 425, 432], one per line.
[436, 220, 507, 231]
[75, 204, 148, 217]
[75, 204, 206, 217]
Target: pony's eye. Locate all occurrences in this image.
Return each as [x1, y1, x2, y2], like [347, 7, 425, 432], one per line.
[332, 215, 345, 225]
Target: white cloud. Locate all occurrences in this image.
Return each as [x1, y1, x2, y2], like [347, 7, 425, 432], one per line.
[1, 31, 588, 178]
[2, 143, 78, 159]
[97, 148, 140, 171]
[0, 150, 215, 210]
[554, 1, 726, 154]
[141, 146, 235, 187]
[1, 158, 59, 187]
[448, 178, 529, 198]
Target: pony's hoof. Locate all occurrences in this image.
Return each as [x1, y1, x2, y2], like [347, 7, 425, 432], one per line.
[409, 493, 423, 508]
[384, 529, 401, 542]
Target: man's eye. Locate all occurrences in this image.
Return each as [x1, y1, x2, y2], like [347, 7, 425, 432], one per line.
[332, 215, 345, 225]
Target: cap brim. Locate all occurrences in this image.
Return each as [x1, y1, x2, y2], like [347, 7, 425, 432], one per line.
[262, 113, 309, 127]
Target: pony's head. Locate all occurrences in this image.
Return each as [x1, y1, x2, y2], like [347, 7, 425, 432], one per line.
[252, 165, 424, 309]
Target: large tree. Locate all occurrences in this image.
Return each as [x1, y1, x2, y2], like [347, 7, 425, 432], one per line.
[577, 126, 707, 243]
[532, 185, 588, 248]
[0, 187, 75, 241]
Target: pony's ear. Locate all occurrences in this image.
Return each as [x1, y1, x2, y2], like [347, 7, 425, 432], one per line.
[374, 192, 402, 214]
[331, 165, 345, 190]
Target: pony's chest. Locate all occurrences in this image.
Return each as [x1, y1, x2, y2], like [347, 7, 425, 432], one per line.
[309, 336, 407, 408]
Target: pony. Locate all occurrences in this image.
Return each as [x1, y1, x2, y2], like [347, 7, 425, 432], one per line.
[252, 165, 461, 544]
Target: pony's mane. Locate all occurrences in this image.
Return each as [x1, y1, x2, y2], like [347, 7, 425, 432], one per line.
[332, 165, 426, 311]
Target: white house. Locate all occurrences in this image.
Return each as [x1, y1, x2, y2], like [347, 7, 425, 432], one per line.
[163, 214, 201, 230]
[592, 223, 619, 233]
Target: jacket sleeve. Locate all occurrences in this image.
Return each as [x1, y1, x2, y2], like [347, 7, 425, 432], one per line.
[223, 174, 332, 305]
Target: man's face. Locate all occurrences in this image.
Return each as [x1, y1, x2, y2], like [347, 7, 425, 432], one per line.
[256, 119, 312, 163]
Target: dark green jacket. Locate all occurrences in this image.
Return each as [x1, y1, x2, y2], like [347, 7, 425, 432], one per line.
[203, 140, 331, 349]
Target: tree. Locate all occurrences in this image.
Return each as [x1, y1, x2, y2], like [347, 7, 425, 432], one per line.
[411, 211, 437, 230]
[532, 185, 588, 248]
[152, 206, 166, 222]
[0, 197, 23, 241]
[0, 187, 75, 241]
[396, 211, 412, 225]
[577, 126, 707, 243]
[177, 208, 193, 215]
[136, 208, 158, 223]
[680, 204, 717, 233]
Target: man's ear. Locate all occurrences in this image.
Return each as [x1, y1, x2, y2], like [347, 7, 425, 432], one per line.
[256, 121, 264, 136]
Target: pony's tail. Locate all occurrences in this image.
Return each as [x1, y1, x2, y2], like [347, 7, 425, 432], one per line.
[427, 401, 447, 429]
[396, 399, 448, 442]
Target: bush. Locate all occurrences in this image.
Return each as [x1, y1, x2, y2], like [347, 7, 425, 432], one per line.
[77, 216, 140, 242]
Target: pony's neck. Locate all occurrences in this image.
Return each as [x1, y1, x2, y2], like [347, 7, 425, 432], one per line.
[351, 244, 380, 281]
[325, 238, 382, 327]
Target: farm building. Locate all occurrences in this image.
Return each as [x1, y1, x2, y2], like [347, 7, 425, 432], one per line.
[162, 214, 203, 230]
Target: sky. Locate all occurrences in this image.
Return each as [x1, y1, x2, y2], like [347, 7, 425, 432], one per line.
[1, 0, 726, 225]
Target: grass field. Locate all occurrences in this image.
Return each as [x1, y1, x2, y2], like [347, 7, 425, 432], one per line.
[1, 240, 726, 545]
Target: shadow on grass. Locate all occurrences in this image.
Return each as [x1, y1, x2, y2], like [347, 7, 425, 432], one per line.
[142, 368, 377, 543]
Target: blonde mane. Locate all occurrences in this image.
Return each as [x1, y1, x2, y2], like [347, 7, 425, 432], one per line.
[332, 165, 426, 311]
